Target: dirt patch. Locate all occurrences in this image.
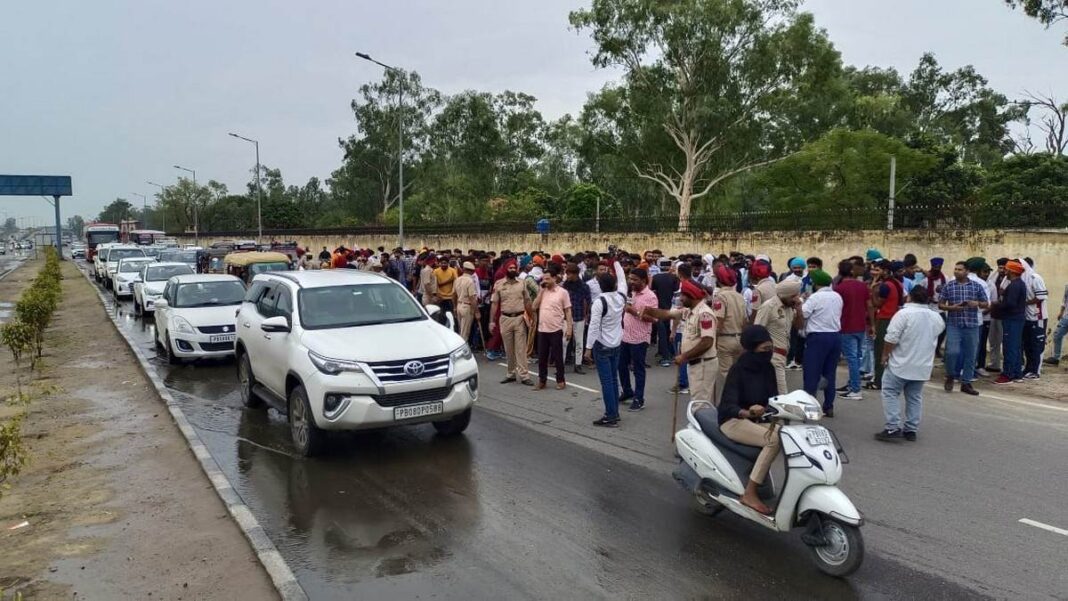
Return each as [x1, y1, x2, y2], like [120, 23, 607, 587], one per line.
[0, 260, 278, 600]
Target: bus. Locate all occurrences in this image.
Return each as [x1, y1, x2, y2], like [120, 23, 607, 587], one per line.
[83, 223, 121, 261]
[126, 229, 166, 246]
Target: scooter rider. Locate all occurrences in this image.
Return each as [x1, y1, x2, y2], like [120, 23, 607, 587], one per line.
[716, 325, 781, 515]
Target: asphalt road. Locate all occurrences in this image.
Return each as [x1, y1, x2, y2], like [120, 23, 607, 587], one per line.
[86, 266, 1067, 600]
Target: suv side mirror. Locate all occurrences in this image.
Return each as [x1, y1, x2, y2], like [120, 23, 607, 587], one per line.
[261, 315, 291, 333]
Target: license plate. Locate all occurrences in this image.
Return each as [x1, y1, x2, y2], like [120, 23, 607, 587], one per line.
[394, 402, 443, 421]
[806, 427, 832, 447]
[209, 334, 236, 343]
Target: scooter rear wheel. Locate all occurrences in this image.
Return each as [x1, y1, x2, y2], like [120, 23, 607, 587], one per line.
[692, 489, 725, 516]
[810, 517, 864, 577]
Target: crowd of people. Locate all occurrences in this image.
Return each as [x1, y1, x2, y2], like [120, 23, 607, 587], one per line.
[294, 243, 1064, 442]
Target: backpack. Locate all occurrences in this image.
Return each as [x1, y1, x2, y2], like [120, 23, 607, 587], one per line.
[598, 292, 628, 330]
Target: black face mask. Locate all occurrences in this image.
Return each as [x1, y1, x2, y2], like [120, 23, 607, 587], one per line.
[754, 350, 773, 364]
[506, 271, 518, 280]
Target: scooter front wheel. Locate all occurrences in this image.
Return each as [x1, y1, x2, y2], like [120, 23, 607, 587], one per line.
[692, 489, 725, 516]
[810, 517, 864, 577]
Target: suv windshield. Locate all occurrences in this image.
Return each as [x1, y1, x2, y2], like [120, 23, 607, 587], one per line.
[299, 283, 425, 329]
[108, 248, 145, 262]
[146, 265, 194, 281]
[159, 250, 198, 264]
[174, 281, 246, 308]
[120, 260, 151, 273]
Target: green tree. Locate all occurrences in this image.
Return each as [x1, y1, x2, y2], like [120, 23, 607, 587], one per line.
[571, 0, 846, 230]
[3, 218, 17, 236]
[1006, 0, 1068, 44]
[156, 179, 227, 233]
[97, 198, 137, 225]
[66, 215, 85, 237]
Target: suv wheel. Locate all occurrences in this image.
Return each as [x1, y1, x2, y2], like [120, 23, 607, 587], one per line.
[237, 352, 262, 408]
[163, 332, 181, 365]
[432, 408, 472, 436]
[133, 296, 142, 316]
[289, 384, 324, 457]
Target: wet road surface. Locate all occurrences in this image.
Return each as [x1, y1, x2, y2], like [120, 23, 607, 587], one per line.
[93, 272, 999, 600]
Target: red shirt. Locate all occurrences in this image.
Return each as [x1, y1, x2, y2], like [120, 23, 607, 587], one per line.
[835, 278, 870, 333]
[875, 279, 901, 321]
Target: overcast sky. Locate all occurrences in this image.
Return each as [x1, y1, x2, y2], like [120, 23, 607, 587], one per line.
[1, 0, 1066, 225]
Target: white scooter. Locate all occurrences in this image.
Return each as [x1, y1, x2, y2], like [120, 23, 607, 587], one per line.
[674, 390, 865, 577]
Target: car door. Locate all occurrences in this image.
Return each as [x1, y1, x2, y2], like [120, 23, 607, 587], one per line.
[259, 282, 294, 397]
[156, 281, 174, 346]
[252, 283, 287, 395]
[239, 280, 271, 367]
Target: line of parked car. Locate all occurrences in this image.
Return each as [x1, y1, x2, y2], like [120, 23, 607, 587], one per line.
[84, 242, 478, 456]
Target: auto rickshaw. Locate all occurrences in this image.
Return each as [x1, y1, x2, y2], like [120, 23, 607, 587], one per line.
[223, 251, 293, 284]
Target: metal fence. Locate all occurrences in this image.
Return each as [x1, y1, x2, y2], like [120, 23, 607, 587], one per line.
[172, 200, 1068, 238]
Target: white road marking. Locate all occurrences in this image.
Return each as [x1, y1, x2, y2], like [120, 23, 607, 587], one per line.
[922, 383, 1068, 413]
[495, 362, 599, 394]
[1019, 518, 1068, 536]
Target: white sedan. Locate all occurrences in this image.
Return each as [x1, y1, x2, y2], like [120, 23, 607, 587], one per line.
[112, 257, 156, 298]
[132, 262, 196, 316]
[154, 274, 246, 364]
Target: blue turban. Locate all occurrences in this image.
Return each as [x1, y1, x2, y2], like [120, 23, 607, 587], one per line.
[889, 260, 905, 272]
[788, 257, 806, 269]
[519, 255, 532, 269]
[930, 257, 944, 266]
[866, 248, 883, 261]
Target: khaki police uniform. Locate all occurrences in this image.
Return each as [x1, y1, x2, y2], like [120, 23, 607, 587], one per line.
[754, 295, 794, 395]
[752, 277, 778, 319]
[679, 302, 719, 404]
[712, 287, 747, 401]
[454, 273, 478, 344]
[419, 265, 438, 306]
[493, 278, 531, 381]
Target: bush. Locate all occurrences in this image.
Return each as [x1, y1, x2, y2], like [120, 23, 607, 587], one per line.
[0, 412, 27, 494]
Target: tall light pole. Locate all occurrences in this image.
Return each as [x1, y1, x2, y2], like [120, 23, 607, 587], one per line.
[131, 193, 147, 228]
[228, 132, 263, 241]
[147, 181, 168, 232]
[173, 165, 198, 245]
[356, 51, 405, 248]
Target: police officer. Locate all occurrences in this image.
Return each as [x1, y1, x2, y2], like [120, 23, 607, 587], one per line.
[712, 264, 747, 401]
[754, 280, 804, 395]
[642, 279, 719, 404]
[490, 259, 533, 385]
[749, 259, 777, 321]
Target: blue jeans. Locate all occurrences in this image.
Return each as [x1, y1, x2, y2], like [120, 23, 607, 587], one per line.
[1053, 316, 1068, 359]
[881, 368, 925, 433]
[861, 333, 874, 375]
[619, 341, 648, 401]
[675, 332, 689, 388]
[1001, 318, 1025, 380]
[803, 332, 842, 411]
[593, 342, 622, 419]
[945, 325, 980, 383]
[1023, 320, 1046, 375]
[840, 332, 864, 393]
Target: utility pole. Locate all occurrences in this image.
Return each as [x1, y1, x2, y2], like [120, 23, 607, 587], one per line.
[174, 165, 198, 245]
[229, 132, 263, 241]
[887, 155, 896, 231]
[147, 181, 167, 232]
[131, 193, 147, 228]
[356, 51, 406, 248]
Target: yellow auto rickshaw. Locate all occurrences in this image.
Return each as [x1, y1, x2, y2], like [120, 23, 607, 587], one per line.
[223, 251, 293, 284]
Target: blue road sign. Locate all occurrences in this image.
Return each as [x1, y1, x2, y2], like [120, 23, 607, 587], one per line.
[0, 175, 73, 197]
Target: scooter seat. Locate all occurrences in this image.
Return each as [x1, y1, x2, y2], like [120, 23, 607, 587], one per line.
[694, 409, 763, 461]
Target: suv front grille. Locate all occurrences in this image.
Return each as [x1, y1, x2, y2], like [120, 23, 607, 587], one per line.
[365, 354, 449, 382]
[371, 387, 451, 408]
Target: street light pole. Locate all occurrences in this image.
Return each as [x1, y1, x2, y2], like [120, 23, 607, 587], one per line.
[228, 132, 263, 242]
[356, 51, 405, 248]
[147, 181, 168, 233]
[131, 193, 147, 228]
[173, 165, 198, 245]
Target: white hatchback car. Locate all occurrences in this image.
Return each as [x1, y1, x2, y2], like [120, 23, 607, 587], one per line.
[101, 245, 148, 289]
[235, 271, 478, 456]
[132, 262, 196, 316]
[112, 257, 156, 298]
[154, 274, 246, 363]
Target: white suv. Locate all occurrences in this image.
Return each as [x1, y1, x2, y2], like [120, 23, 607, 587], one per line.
[235, 271, 478, 456]
[133, 262, 196, 315]
[154, 274, 245, 363]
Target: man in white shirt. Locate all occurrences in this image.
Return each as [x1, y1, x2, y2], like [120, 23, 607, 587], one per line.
[800, 269, 843, 415]
[875, 287, 945, 443]
[1020, 257, 1048, 378]
[584, 261, 628, 427]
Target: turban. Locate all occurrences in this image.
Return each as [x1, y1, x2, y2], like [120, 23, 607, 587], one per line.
[703, 253, 716, 266]
[755, 254, 771, 263]
[866, 248, 883, 261]
[714, 264, 736, 287]
[741, 325, 772, 352]
[776, 280, 802, 298]
[809, 269, 832, 288]
[638, 261, 649, 270]
[550, 254, 565, 265]
[750, 260, 771, 280]
[788, 257, 806, 270]
[930, 257, 944, 267]
[532, 255, 545, 267]
[1005, 260, 1025, 275]
[964, 257, 988, 273]
[519, 255, 532, 269]
[680, 279, 706, 300]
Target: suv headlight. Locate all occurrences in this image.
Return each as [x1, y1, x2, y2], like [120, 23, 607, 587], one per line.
[450, 344, 473, 362]
[309, 351, 364, 376]
[173, 316, 195, 334]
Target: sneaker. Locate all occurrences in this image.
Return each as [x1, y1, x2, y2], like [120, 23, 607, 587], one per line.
[985, 365, 1001, 372]
[1023, 372, 1040, 380]
[1042, 357, 1060, 366]
[658, 360, 672, 368]
[593, 416, 620, 427]
[993, 375, 1013, 384]
[861, 373, 874, 382]
[840, 391, 863, 401]
[499, 376, 517, 384]
[903, 431, 917, 442]
[1013, 378, 1024, 383]
[628, 401, 645, 412]
[823, 409, 834, 418]
[787, 361, 802, 370]
[835, 385, 850, 393]
[574, 365, 586, 375]
[669, 385, 690, 395]
[875, 428, 903, 442]
[961, 383, 979, 396]
[976, 368, 991, 377]
[619, 392, 634, 404]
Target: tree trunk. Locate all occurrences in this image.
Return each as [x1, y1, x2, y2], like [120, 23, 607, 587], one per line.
[677, 178, 693, 233]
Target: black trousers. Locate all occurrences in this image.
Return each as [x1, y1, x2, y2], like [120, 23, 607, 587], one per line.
[537, 330, 565, 383]
[976, 321, 990, 369]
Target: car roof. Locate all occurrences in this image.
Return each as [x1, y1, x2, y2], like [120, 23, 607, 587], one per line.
[146, 262, 194, 269]
[258, 270, 396, 289]
[169, 274, 243, 284]
[118, 256, 154, 262]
